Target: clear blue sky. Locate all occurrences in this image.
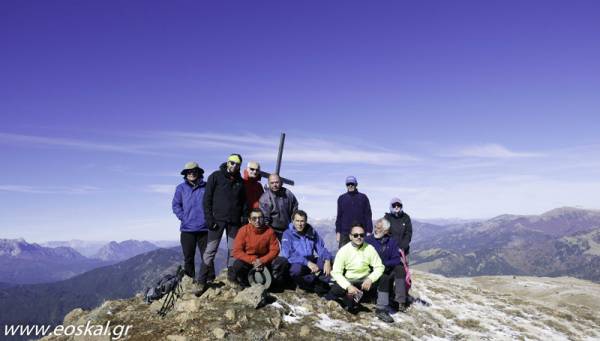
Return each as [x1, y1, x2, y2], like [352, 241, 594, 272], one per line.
[1, 1, 599, 241]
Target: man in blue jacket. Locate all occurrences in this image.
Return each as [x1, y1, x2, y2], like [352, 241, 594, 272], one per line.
[365, 217, 409, 314]
[280, 210, 332, 294]
[172, 161, 209, 281]
[335, 176, 373, 248]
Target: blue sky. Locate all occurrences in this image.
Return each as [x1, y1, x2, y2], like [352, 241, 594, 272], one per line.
[1, 1, 600, 242]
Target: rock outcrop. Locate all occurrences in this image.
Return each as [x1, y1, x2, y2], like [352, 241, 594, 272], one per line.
[41, 270, 600, 340]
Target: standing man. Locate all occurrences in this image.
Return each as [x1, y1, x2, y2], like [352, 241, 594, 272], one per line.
[335, 176, 373, 248]
[199, 153, 246, 287]
[384, 198, 413, 255]
[172, 162, 208, 281]
[242, 160, 264, 210]
[259, 174, 298, 240]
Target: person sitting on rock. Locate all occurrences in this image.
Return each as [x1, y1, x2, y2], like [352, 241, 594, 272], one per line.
[365, 217, 409, 313]
[231, 208, 284, 288]
[280, 210, 332, 294]
[326, 223, 393, 323]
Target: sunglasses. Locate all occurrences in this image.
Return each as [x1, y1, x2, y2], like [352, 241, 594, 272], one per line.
[228, 161, 240, 166]
[392, 203, 403, 208]
[249, 216, 264, 221]
[346, 183, 356, 187]
[249, 168, 258, 171]
[351, 233, 365, 238]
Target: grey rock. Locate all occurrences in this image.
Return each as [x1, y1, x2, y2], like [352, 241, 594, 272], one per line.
[233, 284, 266, 308]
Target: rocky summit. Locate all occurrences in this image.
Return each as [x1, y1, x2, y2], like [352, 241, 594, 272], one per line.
[41, 270, 600, 341]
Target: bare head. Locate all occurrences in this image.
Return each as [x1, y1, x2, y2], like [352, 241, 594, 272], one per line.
[373, 218, 391, 238]
[247, 161, 260, 179]
[268, 174, 282, 192]
[349, 224, 366, 247]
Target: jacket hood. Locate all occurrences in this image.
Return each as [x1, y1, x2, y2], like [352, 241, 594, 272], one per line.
[242, 168, 262, 182]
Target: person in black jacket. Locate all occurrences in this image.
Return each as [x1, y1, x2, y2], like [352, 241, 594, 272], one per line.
[384, 197, 412, 255]
[335, 176, 373, 249]
[198, 154, 247, 287]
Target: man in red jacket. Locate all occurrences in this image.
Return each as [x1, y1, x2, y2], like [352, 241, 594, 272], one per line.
[231, 208, 281, 287]
[242, 161, 264, 210]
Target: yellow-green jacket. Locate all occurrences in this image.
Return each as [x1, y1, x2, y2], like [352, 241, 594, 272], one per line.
[331, 242, 384, 290]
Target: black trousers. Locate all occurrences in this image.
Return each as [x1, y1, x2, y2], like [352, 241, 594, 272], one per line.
[231, 256, 289, 288]
[180, 231, 209, 279]
[326, 277, 380, 310]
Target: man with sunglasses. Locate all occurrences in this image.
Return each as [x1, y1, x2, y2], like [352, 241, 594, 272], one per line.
[326, 224, 390, 322]
[335, 176, 373, 249]
[242, 161, 264, 210]
[384, 198, 413, 256]
[231, 208, 282, 288]
[172, 162, 209, 282]
[199, 154, 247, 288]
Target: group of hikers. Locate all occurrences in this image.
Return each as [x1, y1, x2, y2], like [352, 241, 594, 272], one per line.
[171, 153, 413, 323]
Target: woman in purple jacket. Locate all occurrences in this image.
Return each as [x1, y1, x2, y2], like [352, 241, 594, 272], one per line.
[172, 162, 209, 281]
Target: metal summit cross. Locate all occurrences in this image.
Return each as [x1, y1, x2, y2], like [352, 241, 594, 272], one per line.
[259, 132, 294, 186]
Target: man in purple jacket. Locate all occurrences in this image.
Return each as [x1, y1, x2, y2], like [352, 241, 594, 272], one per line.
[335, 176, 373, 248]
[172, 161, 209, 281]
[365, 217, 409, 314]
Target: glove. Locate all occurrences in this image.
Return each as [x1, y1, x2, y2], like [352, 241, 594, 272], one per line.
[206, 220, 218, 231]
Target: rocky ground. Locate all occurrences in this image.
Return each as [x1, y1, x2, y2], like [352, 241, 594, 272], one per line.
[41, 270, 600, 341]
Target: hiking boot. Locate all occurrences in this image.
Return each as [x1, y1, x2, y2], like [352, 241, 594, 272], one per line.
[376, 309, 394, 323]
[193, 282, 207, 297]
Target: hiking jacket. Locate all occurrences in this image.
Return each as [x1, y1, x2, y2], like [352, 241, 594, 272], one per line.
[232, 223, 280, 265]
[259, 187, 298, 233]
[242, 168, 264, 210]
[172, 180, 207, 232]
[384, 212, 413, 255]
[203, 163, 246, 226]
[280, 223, 332, 265]
[331, 242, 384, 290]
[365, 234, 401, 268]
[335, 190, 373, 235]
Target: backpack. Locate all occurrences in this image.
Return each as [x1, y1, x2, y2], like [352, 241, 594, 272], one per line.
[144, 265, 185, 316]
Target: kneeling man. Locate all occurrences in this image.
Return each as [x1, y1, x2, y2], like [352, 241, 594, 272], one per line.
[327, 223, 393, 322]
[231, 208, 281, 287]
[280, 210, 332, 294]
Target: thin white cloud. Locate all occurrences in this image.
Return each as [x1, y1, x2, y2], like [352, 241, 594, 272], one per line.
[145, 185, 176, 194]
[451, 143, 543, 159]
[0, 185, 100, 194]
[0, 132, 161, 155]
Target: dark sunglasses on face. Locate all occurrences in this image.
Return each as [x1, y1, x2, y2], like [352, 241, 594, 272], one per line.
[346, 183, 356, 187]
[351, 233, 365, 238]
[228, 161, 240, 166]
[249, 168, 258, 171]
[392, 203, 403, 208]
[250, 216, 263, 221]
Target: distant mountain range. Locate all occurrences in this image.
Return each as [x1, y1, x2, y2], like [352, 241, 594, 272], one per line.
[0, 239, 173, 285]
[92, 240, 160, 261]
[0, 239, 108, 284]
[410, 207, 600, 282]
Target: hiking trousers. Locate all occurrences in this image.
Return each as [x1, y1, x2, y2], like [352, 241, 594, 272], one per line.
[180, 231, 209, 279]
[375, 265, 409, 306]
[288, 256, 331, 291]
[231, 257, 289, 288]
[198, 222, 239, 284]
